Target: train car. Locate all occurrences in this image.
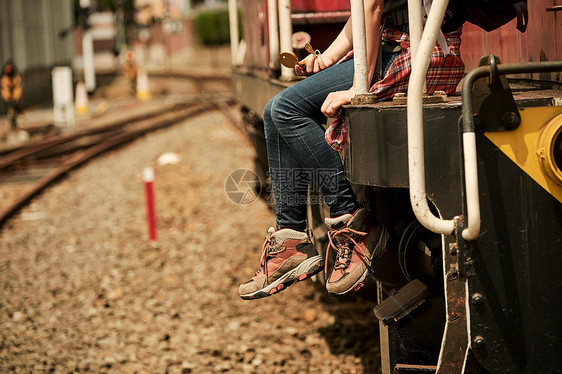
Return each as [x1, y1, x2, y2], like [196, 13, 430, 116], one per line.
[228, 0, 562, 373]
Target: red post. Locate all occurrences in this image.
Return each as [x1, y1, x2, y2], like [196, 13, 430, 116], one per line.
[143, 167, 157, 242]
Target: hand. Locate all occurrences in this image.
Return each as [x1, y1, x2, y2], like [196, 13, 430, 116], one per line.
[294, 53, 336, 76]
[321, 87, 356, 118]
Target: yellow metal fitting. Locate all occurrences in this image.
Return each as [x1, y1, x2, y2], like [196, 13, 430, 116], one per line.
[537, 113, 562, 185]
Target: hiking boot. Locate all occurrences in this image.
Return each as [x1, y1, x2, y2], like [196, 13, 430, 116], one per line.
[324, 208, 389, 295]
[239, 227, 324, 300]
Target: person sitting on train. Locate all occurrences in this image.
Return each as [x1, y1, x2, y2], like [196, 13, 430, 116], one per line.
[239, 0, 465, 300]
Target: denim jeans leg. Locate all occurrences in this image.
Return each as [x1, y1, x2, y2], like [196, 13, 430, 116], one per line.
[264, 59, 359, 230]
[264, 96, 310, 230]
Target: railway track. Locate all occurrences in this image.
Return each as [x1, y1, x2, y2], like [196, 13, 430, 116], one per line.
[0, 95, 241, 228]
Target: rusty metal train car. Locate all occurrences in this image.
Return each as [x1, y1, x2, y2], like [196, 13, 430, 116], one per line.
[228, 0, 562, 372]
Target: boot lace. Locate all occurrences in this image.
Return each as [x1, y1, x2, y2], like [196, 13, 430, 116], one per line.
[254, 232, 277, 280]
[326, 227, 367, 274]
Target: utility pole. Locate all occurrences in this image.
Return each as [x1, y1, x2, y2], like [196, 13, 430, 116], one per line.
[115, 0, 127, 52]
[80, 0, 96, 94]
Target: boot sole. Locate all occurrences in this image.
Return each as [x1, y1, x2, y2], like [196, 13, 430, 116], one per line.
[326, 267, 370, 295]
[240, 255, 324, 300]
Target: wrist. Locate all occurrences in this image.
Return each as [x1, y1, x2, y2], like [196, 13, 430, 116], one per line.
[317, 53, 336, 67]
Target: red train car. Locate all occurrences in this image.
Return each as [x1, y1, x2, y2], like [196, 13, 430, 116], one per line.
[239, 0, 349, 77]
[230, 1, 562, 373]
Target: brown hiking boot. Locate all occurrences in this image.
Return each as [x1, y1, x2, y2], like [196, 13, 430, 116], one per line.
[239, 227, 324, 300]
[324, 208, 389, 295]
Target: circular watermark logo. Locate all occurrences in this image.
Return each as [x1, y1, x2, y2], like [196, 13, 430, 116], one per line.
[225, 168, 262, 205]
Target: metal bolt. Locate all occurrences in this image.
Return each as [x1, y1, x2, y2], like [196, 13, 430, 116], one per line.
[502, 112, 520, 129]
[537, 147, 546, 158]
[473, 336, 485, 348]
[471, 293, 483, 305]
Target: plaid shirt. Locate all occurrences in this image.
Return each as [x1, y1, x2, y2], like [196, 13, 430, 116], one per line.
[325, 27, 464, 152]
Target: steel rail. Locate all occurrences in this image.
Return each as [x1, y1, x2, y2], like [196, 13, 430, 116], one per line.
[0, 96, 231, 169]
[146, 70, 231, 81]
[0, 100, 236, 229]
[0, 102, 190, 163]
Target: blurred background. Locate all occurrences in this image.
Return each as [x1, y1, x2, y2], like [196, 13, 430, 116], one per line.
[0, 0, 233, 120]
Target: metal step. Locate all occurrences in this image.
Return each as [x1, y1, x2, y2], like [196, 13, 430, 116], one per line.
[393, 364, 437, 373]
[373, 279, 429, 325]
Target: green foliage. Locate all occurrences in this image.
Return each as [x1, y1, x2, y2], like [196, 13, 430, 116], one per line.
[194, 8, 233, 46]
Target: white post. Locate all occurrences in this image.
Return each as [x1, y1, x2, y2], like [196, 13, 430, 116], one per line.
[268, 0, 280, 71]
[350, 0, 369, 94]
[143, 167, 158, 243]
[136, 68, 151, 101]
[52, 67, 75, 128]
[75, 81, 89, 116]
[80, 0, 96, 93]
[406, 0, 454, 235]
[228, 0, 239, 66]
[82, 30, 96, 93]
[278, 0, 293, 80]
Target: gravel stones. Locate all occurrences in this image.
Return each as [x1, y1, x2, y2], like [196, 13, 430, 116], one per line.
[0, 90, 380, 373]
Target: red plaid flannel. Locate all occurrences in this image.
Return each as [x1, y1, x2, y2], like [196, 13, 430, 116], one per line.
[325, 27, 465, 152]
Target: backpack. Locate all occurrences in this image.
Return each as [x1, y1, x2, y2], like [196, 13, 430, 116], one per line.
[383, 0, 529, 33]
[456, 0, 529, 32]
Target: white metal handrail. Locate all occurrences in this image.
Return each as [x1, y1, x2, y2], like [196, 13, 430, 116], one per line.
[267, 0, 281, 70]
[462, 131, 481, 240]
[348, 0, 456, 235]
[228, 0, 239, 66]
[406, 0, 456, 235]
[350, 0, 369, 94]
[408, 0, 423, 60]
[279, 0, 294, 80]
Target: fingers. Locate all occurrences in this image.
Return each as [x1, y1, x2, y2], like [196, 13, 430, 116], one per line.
[294, 54, 315, 76]
[294, 53, 332, 76]
[315, 55, 328, 72]
[321, 90, 354, 118]
[321, 93, 341, 118]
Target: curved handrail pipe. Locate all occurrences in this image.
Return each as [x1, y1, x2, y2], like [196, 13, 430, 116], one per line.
[408, 0, 423, 60]
[406, 0, 455, 235]
[461, 60, 562, 240]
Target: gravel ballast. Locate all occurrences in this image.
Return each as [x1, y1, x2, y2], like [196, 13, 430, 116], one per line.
[0, 100, 380, 373]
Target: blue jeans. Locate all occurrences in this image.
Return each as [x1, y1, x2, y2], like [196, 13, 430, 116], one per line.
[264, 59, 358, 231]
[264, 54, 398, 230]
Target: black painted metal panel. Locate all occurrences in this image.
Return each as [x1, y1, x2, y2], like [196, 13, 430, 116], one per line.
[466, 134, 562, 373]
[344, 101, 562, 372]
[343, 104, 464, 219]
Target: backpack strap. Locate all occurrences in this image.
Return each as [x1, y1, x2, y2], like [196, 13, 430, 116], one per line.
[384, 8, 409, 29]
[423, 0, 450, 55]
[513, 1, 528, 33]
[383, 0, 451, 54]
